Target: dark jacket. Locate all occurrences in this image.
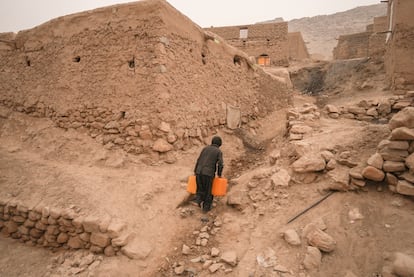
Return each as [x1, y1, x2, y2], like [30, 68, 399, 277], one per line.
[194, 144, 224, 177]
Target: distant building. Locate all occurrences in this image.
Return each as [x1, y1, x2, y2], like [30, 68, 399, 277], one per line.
[332, 16, 387, 60]
[205, 22, 290, 66]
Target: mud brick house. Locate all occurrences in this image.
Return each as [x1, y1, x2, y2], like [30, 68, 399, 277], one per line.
[385, 0, 414, 91]
[333, 16, 387, 60]
[0, 0, 291, 159]
[205, 22, 290, 66]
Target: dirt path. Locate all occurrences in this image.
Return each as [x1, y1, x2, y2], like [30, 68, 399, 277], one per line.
[1, 87, 414, 276]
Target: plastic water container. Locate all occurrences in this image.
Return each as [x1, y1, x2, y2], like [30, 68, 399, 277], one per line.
[187, 175, 196, 194]
[187, 176, 228, 196]
[212, 177, 227, 196]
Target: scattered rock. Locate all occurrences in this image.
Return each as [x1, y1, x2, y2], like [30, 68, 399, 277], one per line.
[220, 251, 238, 267]
[256, 248, 277, 268]
[362, 166, 385, 181]
[325, 166, 351, 191]
[348, 208, 364, 221]
[121, 239, 153, 260]
[325, 104, 339, 114]
[211, 247, 220, 257]
[292, 154, 326, 173]
[306, 229, 336, 252]
[174, 265, 185, 275]
[209, 263, 223, 273]
[392, 252, 414, 277]
[283, 229, 301, 246]
[182, 244, 190, 255]
[270, 168, 291, 187]
[303, 246, 321, 270]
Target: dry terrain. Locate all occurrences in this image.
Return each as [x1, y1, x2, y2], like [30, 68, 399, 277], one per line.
[1, 2, 414, 277]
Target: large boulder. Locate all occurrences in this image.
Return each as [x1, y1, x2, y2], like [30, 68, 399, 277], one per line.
[362, 166, 385, 181]
[391, 127, 414, 141]
[292, 154, 326, 173]
[306, 229, 336, 252]
[389, 107, 414, 130]
[392, 252, 414, 277]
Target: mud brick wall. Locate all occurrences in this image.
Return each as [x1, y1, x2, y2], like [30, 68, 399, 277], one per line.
[205, 22, 289, 66]
[369, 32, 387, 57]
[373, 16, 388, 32]
[333, 32, 371, 60]
[0, 0, 291, 163]
[288, 32, 310, 61]
[0, 199, 131, 257]
[385, 0, 414, 91]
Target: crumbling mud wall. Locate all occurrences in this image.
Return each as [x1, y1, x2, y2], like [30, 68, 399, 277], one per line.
[369, 16, 388, 57]
[333, 16, 387, 60]
[205, 22, 289, 66]
[0, 0, 291, 163]
[333, 32, 371, 60]
[288, 32, 310, 61]
[385, 0, 414, 91]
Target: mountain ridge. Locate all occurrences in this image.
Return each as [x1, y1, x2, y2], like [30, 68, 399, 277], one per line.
[261, 4, 387, 59]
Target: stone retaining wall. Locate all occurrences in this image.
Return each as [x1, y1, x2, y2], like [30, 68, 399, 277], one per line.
[324, 91, 414, 123]
[0, 199, 131, 257]
[0, 99, 225, 160]
[358, 107, 414, 196]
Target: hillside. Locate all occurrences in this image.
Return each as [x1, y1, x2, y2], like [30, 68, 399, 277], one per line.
[287, 4, 387, 59]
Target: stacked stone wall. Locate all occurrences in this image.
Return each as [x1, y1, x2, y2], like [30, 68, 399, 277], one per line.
[205, 23, 289, 66]
[357, 107, 414, 196]
[0, 199, 131, 257]
[324, 91, 414, 123]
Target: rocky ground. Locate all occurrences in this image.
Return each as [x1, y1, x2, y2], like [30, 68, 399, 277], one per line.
[2, 72, 414, 276]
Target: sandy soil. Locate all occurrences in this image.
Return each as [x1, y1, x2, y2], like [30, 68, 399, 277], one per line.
[1, 79, 414, 277]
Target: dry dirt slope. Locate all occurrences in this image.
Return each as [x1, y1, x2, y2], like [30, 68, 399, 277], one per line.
[1, 87, 414, 277]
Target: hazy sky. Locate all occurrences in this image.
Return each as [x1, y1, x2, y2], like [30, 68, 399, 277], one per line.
[0, 0, 382, 33]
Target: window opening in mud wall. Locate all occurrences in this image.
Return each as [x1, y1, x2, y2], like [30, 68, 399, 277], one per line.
[25, 56, 31, 66]
[239, 28, 248, 39]
[128, 57, 135, 69]
[233, 55, 242, 66]
[73, 56, 81, 62]
[201, 53, 206, 65]
[257, 54, 270, 67]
